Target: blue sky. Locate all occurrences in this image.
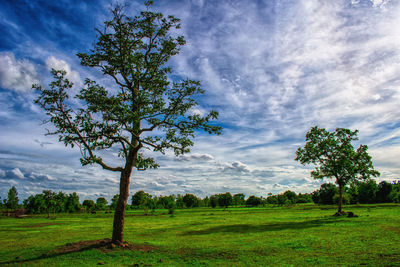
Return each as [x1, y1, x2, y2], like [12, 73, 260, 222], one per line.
[1, 0, 400, 201]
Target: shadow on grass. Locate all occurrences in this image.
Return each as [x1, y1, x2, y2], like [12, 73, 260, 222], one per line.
[182, 217, 348, 236]
[0, 239, 112, 265]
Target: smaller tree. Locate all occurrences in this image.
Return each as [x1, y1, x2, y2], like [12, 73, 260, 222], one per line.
[376, 181, 393, 203]
[82, 199, 96, 211]
[317, 183, 337, 204]
[131, 191, 152, 208]
[357, 179, 378, 204]
[246, 195, 263, 207]
[96, 197, 108, 210]
[110, 194, 119, 210]
[182, 193, 199, 208]
[217, 192, 233, 208]
[209, 195, 218, 208]
[233, 193, 245, 206]
[43, 190, 57, 218]
[6, 186, 19, 210]
[283, 190, 297, 204]
[296, 126, 380, 214]
[65, 192, 81, 213]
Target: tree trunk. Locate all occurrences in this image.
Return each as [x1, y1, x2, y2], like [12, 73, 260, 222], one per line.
[111, 168, 133, 244]
[338, 183, 343, 214]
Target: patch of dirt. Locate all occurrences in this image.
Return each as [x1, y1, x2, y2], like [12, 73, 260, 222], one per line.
[56, 239, 158, 254]
[57, 239, 112, 254]
[25, 223, 63, 228]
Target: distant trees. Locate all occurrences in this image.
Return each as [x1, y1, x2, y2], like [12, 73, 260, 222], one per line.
[182, 194, 199, 208]
[233, 193, 245, 206]
[216, 192, 233, 208]
[5, 186, 19, 210]
[131, 191, 152, 208]
[96, 197, 108, 210]
[82, 199, 96, 211]
[296, 126, 380, 214]
[110, 194, 119, 210]
[311, 180, 400, 205]
[2, 183, 399, 216]
[246, 195, 263, 207]
[23, 190, 81, 214]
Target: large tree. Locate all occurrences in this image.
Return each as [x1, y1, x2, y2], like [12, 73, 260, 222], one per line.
[33, 2, 221, 244]
[295, 126, 379, 214]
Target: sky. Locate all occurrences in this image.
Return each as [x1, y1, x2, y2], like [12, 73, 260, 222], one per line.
[1, 0, 400, 201]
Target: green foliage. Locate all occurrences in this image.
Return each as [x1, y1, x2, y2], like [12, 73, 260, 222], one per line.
[32, 4, 221, 173]
[216, 192, 233, 208]
[376, 181, 394, 203]
[110, 194, 119, 210]
[131, 191, 152, 208]
[209, 195, 218, 208]
[313, 183, 337, 204]
[182, 193, 199, 208]
[357, 179, 378, 204]
[232, 193, 245, 206]
[82, 199, 96, 211]
[246, 195, 263, 207]
[296, 193, 313, 203]
[5, 186, 19, 210]
[96, 197, 108, 210]
[296, 126, 380, 212]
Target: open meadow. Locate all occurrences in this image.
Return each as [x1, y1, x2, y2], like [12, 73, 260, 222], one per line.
[1, 204, 399, 266]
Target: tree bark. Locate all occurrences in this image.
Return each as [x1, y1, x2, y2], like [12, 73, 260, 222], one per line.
[338, 183, 343, 214]
[111, 167, 133, 244]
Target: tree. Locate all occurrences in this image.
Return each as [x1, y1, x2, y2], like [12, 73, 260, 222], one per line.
[65, 192, 81, 213]
[316, 183, 337, 204]
[182, 193, 199, 208]
[96, 197, 108, 210]
[217, 192, 233, 208]
[232, 193, 245, 206]
[209, 195, 218, 208]
[33, 2, 221, 244]
[376, 181, 393, 203]
[110, 194, 119, 210]
[357, 179, 378, 204]
[246, 195, 263, 207]
[5, 186, 19, 210]
[131, 191, 152, 207]
[82, 199, 96, 211]
[283, 190, 297, 204]
[43, 190, 57, 218]
[295, 126, 380, 214]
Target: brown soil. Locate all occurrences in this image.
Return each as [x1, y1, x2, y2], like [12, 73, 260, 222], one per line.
[56, 239, 158, 254]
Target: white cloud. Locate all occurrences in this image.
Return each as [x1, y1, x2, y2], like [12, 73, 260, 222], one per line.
[10, 168, 25, 179]
[178, 153, 214, 161]
[223, 161, 251, 173]
[45, 56, 82, 86]
[0, 52, 39, 92]
[29, 172, 56, 181]
[105, 177, 119, 184]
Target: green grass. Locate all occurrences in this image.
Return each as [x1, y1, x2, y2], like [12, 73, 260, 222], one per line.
[1, 204, 399, 266]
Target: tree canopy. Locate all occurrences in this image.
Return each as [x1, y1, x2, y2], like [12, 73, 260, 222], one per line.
[295, 126, 380, 214]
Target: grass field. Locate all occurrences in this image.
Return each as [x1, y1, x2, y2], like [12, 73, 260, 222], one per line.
[0, 204, 399, 266]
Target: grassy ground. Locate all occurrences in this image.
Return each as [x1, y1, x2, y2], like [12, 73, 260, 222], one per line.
[0, 204, 399, 266]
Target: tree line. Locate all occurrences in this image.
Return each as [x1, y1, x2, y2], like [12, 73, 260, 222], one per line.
[312, 180, 400, 205]
[2, 179, 399, 215]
